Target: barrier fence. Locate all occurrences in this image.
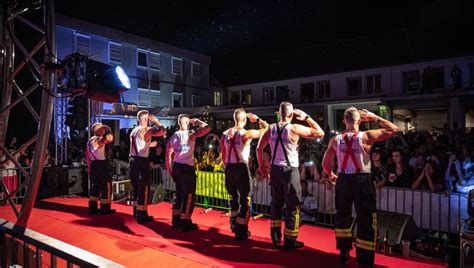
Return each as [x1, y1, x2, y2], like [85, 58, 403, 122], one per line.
[157, 169, 469, 236]
[1, 167, 468, 238]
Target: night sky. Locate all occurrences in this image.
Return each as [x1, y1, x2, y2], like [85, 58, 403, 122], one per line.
[55, 0, 474, 85]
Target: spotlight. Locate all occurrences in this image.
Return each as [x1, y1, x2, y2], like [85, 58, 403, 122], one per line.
[58, 52, 131, 103]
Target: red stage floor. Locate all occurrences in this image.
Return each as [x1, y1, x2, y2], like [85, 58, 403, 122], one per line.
[0, 197, 446, 267]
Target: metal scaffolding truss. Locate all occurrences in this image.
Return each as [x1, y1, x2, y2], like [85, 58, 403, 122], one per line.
[0, 0, 57, 228]
[54, 96, 68, 165]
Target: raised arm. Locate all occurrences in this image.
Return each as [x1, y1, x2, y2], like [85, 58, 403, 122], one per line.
[360, 109, 400, 145]
[322, 137, 338, 183]
[96, 125, 113, 147]
[257, 128, 271, 177]
[144, 115, 167, 139]
[243, 113, 270, 141]
[291, 109, 325, 139]
[165, 139, 174, 177]
[190, 118, 211, 138]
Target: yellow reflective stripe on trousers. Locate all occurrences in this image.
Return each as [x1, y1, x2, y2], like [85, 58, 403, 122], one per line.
[284, 228, 298, 237]
[335, 228, 352, 238]
[89, 196, 98, 202]
[100, 199, 111, 204]
[294, 206, 300, 232]
[271, 220, 282, 228]
[356, 238, 376, 251]
[372, 212, 378, 249]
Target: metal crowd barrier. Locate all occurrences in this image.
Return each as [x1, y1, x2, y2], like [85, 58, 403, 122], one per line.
[156, 170, 468, 236]
[0, 218, 123, 268]
[0, 168, 30, 204]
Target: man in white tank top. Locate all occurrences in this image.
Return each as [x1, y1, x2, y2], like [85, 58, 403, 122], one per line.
[129, 110, 166, 224]
[221, 109, 269, 241]
[166, 114, 210, 231]
[322, 107, 400, 267]
[87, 122, 114, 215]
[257, 101, 324, 250]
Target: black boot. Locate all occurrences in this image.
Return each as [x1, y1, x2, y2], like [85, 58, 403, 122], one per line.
[133, 206, 137, 218]
[88, 201, 99, 215]
[136, 210, 154, 224]
[100, 203, 116, 215]
[339, 250, 350, 264]
[271, 231, 282, 249]
[283, 237, 304, 250]
[180, 220, 198, 232]
[234, 223, 251, 241]
[172, 215, 181, 229]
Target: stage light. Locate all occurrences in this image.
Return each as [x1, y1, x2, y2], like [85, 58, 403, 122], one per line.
[58, 52, 131, 103]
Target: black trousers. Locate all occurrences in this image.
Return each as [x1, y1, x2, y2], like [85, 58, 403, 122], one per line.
[129, 156, 152, 216]
[225, 163, 252, 232]
[269, 165, 301, 243]
[171, 163, 197, 223]
[335, 173, 377, 265]
[89, 160, 112, 209]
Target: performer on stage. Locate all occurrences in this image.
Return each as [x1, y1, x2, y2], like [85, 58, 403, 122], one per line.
[257, 102, 324, 249]
[221, 109, 269, 240]
[322, 107, 399, 267]
[166, 114, 210, 231]
[129, 110, 166, 224]
[87, 122, 115, 215]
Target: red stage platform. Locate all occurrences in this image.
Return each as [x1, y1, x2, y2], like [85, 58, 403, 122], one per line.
[0, 197, 446, 267]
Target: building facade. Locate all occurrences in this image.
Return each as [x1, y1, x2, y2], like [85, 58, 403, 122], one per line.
[213, 56, 474, 133]
[56, 14, 212, 129]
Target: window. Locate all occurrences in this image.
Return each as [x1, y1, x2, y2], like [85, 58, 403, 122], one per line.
[173, 93, 183, 108]
[149, 52, 160, 71]
[230, 91, 240, 104]
[347, 77, 362, 96]
[75, 33, 91, 55]
[317, 80, 330, 98]
[192, 61, 201, 78]
[403, 71, 420, 93]
[262, 87, 275, 104]
[366, 75, 381, 94]
[300, 82, 314, 103]
[108, 42, 122, 64]
[172, 57, 183, 75]
[276, 85, 290, 102]
[214, 91, 222, 106]
[242, 89, 252, 105]
[138, 89, 160, 107]
[150, 90, 160, 107]
[192, 95, 201, 108]
[137, 49, 147, 68]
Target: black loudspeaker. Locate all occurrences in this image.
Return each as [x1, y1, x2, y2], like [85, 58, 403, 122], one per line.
[352, 210, 420, 245]
[102, 119, 120, 146]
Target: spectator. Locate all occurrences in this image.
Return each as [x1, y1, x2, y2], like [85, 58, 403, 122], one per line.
[150, 144, 165, 169]
[1, 151, 18, 197]
[255, 150, 271, 179]
[408, 144, 427, 174]
[384, 150, 413, 188]
[370, 148, 387, 188]
[444, 151, 464, 192]
[299, 160, 320, 181]
[451, 64, 462, 90]
[300, 180, 318, 223]
[411, 160, 444, 191]
[17, 149, 31, 167]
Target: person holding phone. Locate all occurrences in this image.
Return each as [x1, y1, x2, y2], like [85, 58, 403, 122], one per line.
[322, 107, 400, 266]
[221, 109, 269, 241]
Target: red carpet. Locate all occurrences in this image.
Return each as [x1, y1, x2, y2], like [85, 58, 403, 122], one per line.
[0, 197, 446, 267]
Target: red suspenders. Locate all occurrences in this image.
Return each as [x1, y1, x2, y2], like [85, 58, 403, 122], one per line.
[227, 129, 240, 163]
[341, 131, 361, 173]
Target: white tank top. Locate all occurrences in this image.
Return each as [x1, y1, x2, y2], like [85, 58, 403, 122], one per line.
[223, 128, 250, 164]
[129, 126, 151, 157]
[269, 123, 299, 168]
[335, 131, 371, 174]
[87, 137, 106, 160]
[171, 130, 195, 166]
